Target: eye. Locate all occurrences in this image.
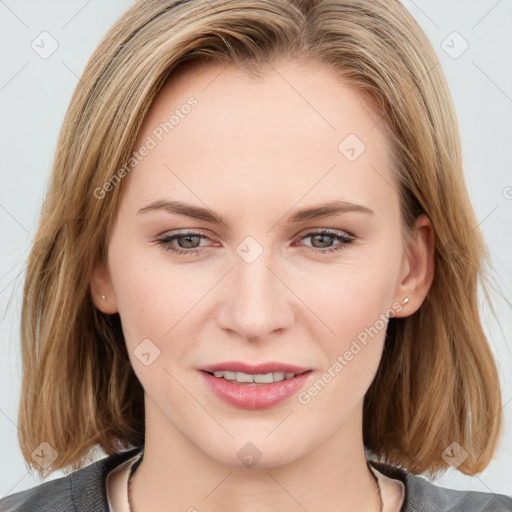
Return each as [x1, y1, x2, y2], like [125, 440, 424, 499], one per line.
[154, 230, 212, 256]
[294, 229, 355, 254]
[153, 228, 355, 256]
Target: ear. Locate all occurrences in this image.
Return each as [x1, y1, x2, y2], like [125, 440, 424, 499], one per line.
[90, 258, 119, 314]
[393, 214, 435, 317]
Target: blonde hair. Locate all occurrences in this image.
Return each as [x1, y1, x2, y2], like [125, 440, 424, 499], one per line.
[19, 0, 503, 478]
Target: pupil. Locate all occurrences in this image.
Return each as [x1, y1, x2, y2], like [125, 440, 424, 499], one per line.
[180, 235, 199, 248]
[313, 234, 332, 248]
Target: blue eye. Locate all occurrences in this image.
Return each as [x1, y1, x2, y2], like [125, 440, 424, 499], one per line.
[154, 229, 355, 256]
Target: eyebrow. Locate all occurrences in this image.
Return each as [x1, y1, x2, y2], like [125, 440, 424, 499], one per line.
[136, 199, 374, 227]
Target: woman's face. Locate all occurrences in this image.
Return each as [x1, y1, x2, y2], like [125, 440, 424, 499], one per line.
[93, 59, 431, 468]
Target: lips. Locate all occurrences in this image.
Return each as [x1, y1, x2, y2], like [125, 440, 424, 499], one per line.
[198, 361, 313, 410]
[200, 361, 311, 375]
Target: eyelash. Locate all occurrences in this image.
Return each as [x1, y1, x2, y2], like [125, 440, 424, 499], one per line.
[153, 229, 355, 256]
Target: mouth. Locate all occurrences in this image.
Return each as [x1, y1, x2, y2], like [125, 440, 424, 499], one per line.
[200, 361, 312, 376]
[202, 369, 310, 384]
[198, 361, 314, 410]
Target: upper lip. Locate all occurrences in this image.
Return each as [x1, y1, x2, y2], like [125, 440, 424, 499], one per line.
[200, 361, 312, 375]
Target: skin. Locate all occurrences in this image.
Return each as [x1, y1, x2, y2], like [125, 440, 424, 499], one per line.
[92, 58, 434, 512]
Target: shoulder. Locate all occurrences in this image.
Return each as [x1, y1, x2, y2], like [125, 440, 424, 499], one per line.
[371, 461, 512, 512]
[0, 446, 142, 512]
[0, 475, 73, 512]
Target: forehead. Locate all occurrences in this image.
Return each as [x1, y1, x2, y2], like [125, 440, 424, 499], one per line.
[120, 59, 396, 219]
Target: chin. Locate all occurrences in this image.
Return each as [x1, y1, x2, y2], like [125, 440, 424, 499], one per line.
[205, 438, 306, 470]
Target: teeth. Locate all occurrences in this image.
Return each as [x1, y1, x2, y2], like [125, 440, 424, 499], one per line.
[211, 371, 297, 383]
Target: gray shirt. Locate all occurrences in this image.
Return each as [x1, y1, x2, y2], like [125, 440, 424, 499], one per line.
[1, 446, 511, 511]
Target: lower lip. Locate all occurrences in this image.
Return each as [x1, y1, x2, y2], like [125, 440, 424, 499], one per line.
[200, 370, 313, 410]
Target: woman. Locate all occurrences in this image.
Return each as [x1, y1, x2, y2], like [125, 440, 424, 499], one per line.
[1, 0, 510, 510]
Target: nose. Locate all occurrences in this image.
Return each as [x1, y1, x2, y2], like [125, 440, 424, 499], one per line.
[217, 248, 295, 342]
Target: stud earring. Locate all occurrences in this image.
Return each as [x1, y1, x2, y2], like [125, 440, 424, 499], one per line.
[402, 296, 409, 305]
[101, 295, 106, 300]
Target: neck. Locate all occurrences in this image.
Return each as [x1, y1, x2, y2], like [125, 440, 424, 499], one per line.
[130, 399, 381, 512]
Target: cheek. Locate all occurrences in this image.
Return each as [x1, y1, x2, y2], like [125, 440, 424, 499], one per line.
[108, 238, 190, 332]
[298, 281, 392, 415]
[298, 244, 402, 392]
[295, 251, 400, 340]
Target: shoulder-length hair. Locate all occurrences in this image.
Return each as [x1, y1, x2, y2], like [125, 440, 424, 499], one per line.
[19, 0, 502, 478]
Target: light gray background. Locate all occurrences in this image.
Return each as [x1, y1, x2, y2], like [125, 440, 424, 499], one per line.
[1, 0, 511, 500]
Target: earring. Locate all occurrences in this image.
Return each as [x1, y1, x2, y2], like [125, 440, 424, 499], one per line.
[402, 296, 409, 305]
[101, 295, 106, 300]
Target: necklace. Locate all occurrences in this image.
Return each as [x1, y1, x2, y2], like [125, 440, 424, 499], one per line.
[126, 457, 383, 512]
[369, 461, 384, 512]
[127, 452, 142, 512]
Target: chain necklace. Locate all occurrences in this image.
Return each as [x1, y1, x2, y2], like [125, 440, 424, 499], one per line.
[369, 461, 384, 512]
[127, 452, 142, 512]
[126, 456, 383, 512]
